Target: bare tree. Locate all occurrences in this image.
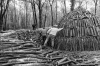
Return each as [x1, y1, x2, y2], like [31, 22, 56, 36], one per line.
[22, 0, 45, 28]
[93, 0, 99, 15]
[43, 13, 47, 27]
[31, 0, 37, 27]
[34, 0, 45, 28]
[14, 0, 17, 29]
[48, 0, 54, 26]
[43, 0, 48, 27]
[37, 0, 42, 28]
[3, 11, 7, 30]
[25, 2, 28, 28]
[0, 0, 10, 31]
[56, 0, 58, 24]
[85, 1, 88, 9]
[70, 0, 75, 11]
[64, 0, 67, 13]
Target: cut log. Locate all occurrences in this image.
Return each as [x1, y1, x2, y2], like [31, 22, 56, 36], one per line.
[0, 51, 41, 54]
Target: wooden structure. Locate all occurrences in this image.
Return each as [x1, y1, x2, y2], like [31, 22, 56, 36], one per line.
[54, 7, 100, 51]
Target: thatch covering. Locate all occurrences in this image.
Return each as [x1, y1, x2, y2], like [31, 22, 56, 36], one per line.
[54, 7, 100, 51]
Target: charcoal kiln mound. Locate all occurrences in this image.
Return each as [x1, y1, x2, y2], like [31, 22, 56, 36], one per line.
[54, 7, 100, 51]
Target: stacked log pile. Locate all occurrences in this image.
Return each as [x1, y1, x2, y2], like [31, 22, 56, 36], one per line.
[1, 30, 100, 66]
[1, 41, 100, 66]
[1, 29, 43, 45]
[55, 7, 100, 51]
[54, 37, 99, 51]
[58, 7, 100, 28]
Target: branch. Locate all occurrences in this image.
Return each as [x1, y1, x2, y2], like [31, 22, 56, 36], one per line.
[49, 0, 55, 6]
[93, 0, 99, 6]
[41, 2, 45, 8]
[33, 0, 39, 6]
[93, 0, 98, 3]
[0, 51, 41, 54]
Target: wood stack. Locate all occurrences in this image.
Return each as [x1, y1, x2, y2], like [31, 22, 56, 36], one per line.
[55, 7, 100, 51]
[1, 30, 100, 66]
[54, 37, 99, 51]
[7, 29, 43, 45]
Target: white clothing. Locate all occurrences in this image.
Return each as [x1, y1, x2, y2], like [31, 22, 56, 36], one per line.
[47, 28, 63, 36]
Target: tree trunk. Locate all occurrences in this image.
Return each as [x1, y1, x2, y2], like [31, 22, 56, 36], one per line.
[4, 17, 7, 30]
[0, 0, 10, 31]
[70, 0, 75, 11]
[3, 13, 7, 31]
[0, 15, 3, 32]
[64, 0, 67, 14]
[86, 1, 88, 9]
[14, 0, 17, 29]
[39, 9, 42, 28]
[94, 1, 97, 15]
[95, 4, 97, 15]
[56, 0, 58, 24]
[33, 0, 37, 27]
[25, 2, 28, 28]
[93, 0, 98, 15]
[44, 14, 47, 27]
[51, 5, 53, 26]
[0, 1, 3, 31]
[38, 0, 42, 28]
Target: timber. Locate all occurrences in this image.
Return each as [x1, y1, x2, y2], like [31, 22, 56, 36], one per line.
[55, 7, 100, 51]
[0, 51, 41, 54]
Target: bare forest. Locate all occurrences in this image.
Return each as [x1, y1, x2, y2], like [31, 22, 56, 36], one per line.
[1, 0, 100, 66]
[0, 0, 100, 31]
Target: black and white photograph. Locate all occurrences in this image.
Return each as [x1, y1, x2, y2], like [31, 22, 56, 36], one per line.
[0, 0, 100, 66]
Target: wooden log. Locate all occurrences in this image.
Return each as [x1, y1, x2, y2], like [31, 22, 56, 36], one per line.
[0, 51, 41, 54]
[57, 57, 68, 64]
[58, 60, 77, 66]
[18, 48, 41, 51]
[72, 38, 75, 51]
[95, 17, 99, 26]
[41, 50, 53, 56]
[1, 43, 36, 51]
[1, 61, 51, 66]
[46, 51, 61, 56]
[50, 57, 63, 60]
[93, 27, 98, 36]
[76, 63, 98, 66]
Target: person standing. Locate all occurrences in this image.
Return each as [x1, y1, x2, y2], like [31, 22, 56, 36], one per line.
[44, 27, 63, 48]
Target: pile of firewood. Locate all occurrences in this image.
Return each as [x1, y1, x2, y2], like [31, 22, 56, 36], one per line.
[1, 29, 43, 45]
[17, 30, 42, 43]
[54, 36, 100, 51]
[55, 7, 100, 51]
[58, 7, 99, 28]
[1, 44, 100, 66]
[1, 32, 100, 66]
